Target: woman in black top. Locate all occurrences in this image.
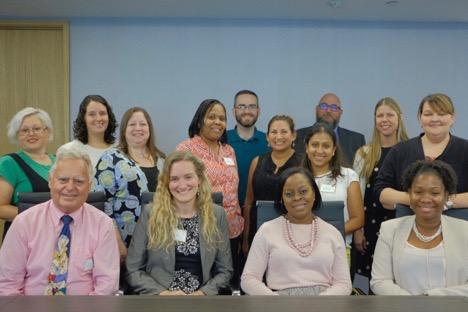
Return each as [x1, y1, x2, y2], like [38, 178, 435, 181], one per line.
[242, 115, 301, 254]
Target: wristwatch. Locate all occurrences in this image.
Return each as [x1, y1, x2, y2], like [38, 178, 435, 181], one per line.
[445, 199, 454, 210]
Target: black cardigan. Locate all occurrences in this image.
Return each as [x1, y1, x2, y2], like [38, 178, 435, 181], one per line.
[374, 134, 468, 200]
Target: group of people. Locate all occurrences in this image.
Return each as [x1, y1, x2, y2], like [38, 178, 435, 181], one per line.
[0, 90, 467, 297]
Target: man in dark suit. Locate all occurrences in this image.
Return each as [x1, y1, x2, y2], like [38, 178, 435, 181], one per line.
[295, 93, 365, 166]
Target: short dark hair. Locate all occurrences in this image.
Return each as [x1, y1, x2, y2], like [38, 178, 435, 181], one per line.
[402, 160, 457, 195]
[188, 99, 227, 144]
[233, 90, 258, 107]
[73, 95, 117, 144]
[302, 122, 344, 178]
[275, 167, 322, 215]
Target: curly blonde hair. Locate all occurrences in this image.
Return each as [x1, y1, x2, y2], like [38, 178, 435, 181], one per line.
[147, 151, 221, 250]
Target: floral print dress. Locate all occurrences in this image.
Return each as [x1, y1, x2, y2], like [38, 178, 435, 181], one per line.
[93, 148, 149, 246]
[169, 216, 203, 294]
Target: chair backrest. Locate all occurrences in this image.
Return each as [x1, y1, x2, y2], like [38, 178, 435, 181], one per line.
[395, 203, 468, 221]
[141, 191, 155, 208]
[315, 201, 345, 238]
[394, 204, 413, 218]
[211, 192, 223, 206]
[18, 191, 106, 213]
[140, 191, 224, 207]
[256, 200, 345, 239]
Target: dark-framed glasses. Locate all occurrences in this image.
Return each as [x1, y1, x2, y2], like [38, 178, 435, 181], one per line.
[317, 103, 342, 112]
[235, 104, 258, 111]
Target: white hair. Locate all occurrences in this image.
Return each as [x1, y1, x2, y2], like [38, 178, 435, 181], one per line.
[7, 107, 54, 144]
[50, 146, 94, 181]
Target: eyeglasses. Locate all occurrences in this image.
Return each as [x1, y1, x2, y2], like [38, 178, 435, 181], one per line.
[235, 104, 258, 111]
[317, 103, 342, 112]
[18, 127, 47, 136]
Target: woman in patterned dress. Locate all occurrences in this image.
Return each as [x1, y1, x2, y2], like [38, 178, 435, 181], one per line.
[94, 107, 165, 263]
[353, 98, 408, 286]
[126, 151, 232, 295]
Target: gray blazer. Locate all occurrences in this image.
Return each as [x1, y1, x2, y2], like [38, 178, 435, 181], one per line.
[126, 204, 233, 295]
[371, 215, 468, 296]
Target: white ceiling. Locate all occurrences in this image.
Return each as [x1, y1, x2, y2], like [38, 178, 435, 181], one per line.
[1, 0, 468, 23]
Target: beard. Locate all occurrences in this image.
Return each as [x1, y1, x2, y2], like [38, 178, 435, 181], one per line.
[316, 115, 339, 129]
[235, 113, 258, 128]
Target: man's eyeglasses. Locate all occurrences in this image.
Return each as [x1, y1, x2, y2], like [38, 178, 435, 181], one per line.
[235, 104, 258, 111]
[317, 103, 342, 112]
[18, 127, 47, 136]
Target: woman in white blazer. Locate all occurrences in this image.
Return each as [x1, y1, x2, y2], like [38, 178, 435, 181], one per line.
[371, 160, 468, 296]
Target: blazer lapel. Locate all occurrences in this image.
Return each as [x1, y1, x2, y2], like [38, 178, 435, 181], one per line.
[441, 216, 458, 286]
[199, 215, 208, 281]
[393, 216, 414, 283]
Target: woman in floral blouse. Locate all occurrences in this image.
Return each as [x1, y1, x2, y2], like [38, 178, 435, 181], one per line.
[126, 151, 232, 295]
[176, 99, 243, 288]
[94, 107, 165, 262]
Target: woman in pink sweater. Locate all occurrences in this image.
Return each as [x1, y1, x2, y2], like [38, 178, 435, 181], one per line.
[241, 167, 351, 295]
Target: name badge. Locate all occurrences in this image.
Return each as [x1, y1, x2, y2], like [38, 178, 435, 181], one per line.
[174, 229, 187, 242]
[223, 157, 235, 166]
[84, 258, 94, 271]
[320, 184, 336, 193]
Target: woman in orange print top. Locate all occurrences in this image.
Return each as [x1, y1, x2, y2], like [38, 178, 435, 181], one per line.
[177, 99, 243, 237]
[176, 99, 244, 288]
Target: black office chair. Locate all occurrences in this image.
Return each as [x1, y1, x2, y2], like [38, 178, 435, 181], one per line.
[141, 191, 224, 207]
[141, 191, 155, 208]
[256, 200, 345, 239]
[395, 203, 468, 221]
[18, 191, 107, 213]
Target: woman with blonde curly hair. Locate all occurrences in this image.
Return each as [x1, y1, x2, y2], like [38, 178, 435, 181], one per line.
[126, 151, 232, 295]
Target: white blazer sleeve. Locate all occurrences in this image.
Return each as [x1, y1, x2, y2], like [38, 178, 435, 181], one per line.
[370, 221, 411, 295]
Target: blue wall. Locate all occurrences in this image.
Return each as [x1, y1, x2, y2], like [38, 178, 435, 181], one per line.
[70, 19, 468, 153]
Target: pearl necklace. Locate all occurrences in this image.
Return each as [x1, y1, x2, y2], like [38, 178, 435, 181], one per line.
[412, 222, 442, 243]
[283, 216, 319, 257]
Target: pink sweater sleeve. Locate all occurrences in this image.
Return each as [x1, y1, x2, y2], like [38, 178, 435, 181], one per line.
[240, 226, 278, 295]
[319, 230, 352, 295]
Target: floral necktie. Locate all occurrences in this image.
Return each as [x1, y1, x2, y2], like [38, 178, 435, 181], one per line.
[45, 215, 73, 295]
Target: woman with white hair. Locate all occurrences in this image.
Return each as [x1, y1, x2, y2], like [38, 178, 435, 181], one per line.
[0, 107, 55, 235]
